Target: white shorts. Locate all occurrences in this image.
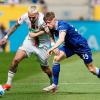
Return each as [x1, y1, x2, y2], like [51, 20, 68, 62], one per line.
[18, 35, 49, 66]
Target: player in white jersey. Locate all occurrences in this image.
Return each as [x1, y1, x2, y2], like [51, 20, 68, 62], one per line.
[0, 5, 53, 91]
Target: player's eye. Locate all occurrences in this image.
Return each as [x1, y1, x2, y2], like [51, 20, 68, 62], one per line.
[29, 16, 35, 19]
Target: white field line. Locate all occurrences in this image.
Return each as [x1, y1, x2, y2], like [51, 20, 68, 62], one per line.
[13, 82, 100, 85]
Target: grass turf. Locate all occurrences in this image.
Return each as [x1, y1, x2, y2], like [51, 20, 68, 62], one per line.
[0, 52, 100, 100]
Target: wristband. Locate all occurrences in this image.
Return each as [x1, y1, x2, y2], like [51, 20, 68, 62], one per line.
[4, 35, 8, 39]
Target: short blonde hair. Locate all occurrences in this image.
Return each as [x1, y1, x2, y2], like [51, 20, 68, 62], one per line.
[28, 5, 38, 14]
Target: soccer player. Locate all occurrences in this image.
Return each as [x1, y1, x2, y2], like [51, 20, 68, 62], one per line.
[43, 12, 100, 92]
[0, 6, 53, 90]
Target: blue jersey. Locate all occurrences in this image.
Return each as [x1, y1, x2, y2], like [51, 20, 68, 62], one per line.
[50, 20, 92, 64]
[53, 20, 91, 53]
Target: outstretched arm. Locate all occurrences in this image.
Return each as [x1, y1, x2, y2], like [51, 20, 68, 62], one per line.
[7, 22, 20, 37]
[29, 30, 45, 38]
[48, 31, 66, 55]
[0, 22, 20, 45]
[29, 22, 50, 38]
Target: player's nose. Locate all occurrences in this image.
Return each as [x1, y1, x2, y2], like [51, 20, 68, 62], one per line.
[30, 18, 33, 21]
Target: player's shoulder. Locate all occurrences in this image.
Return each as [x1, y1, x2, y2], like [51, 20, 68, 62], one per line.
[38, 12, 44, 26]
[39, 12, 44, 18]
[58, 20, 68, 26]
[58, 20, 69, 27]
[17, 12, 28, 24]
[57, 20, 68, 30]
[20, 12, 28, 19]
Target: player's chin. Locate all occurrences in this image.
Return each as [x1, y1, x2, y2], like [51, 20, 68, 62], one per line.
[48, 26, 53, 29]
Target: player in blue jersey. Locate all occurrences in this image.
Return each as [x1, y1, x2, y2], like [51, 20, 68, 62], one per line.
[42, 12, 100, 92]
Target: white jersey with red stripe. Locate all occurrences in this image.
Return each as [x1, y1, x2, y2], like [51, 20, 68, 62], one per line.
[17, 12, 44, 29]
[17, 12, 50, 48]
[18, 12, 50, 66]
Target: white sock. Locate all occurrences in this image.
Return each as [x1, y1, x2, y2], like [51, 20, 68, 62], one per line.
[6, 71, 15, 85]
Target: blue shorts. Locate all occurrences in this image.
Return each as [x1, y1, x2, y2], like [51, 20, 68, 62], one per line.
[59, 46, 93, 64]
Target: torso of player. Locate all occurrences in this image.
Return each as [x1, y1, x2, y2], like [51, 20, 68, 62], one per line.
[55, 20, 88, 48]
[17, 12, 50, 48]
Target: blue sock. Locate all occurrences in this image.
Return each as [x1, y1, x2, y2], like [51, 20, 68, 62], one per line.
[52, 62, 60, 85]
[96, 68, 100, 78]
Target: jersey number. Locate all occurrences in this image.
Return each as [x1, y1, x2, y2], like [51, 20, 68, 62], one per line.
[82, 54, 89, 59]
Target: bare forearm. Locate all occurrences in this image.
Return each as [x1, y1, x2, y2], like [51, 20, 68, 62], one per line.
[51, 31, 66, 50]
[29, 31, 44, 38]
[0, 22, 20, 45]
[7, 23, 20, 37]
[51, 39, 63, 50]
[35, 31, 44, 36]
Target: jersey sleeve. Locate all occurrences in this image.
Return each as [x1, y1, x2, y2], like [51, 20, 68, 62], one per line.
[17, 13, 27, 25]
[38, 13, 44, 27]
[58, 22, 68, 32]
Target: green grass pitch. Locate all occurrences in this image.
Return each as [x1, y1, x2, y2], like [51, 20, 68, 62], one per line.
[0, 52, 100, 100]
